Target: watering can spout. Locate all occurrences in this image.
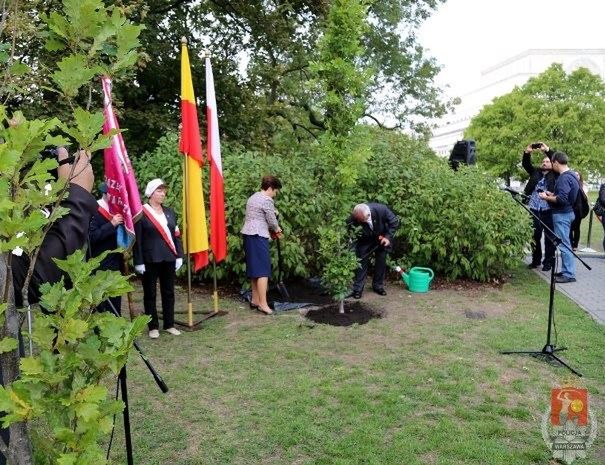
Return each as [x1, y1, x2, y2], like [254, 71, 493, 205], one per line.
[394, 266, 410, 286]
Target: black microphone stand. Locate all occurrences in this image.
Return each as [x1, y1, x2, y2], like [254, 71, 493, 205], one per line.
[500, 188, 591, 377]
[105, 299, 169, 465]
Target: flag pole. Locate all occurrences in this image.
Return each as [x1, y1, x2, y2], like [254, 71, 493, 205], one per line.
[212, 255, 219, 313]
[202, 48, 229, 320]
[183, 152, 193, 327]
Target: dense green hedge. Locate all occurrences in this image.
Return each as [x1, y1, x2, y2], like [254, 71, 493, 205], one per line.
[355, 130, 531, 280]
[132, 128, 531, 283]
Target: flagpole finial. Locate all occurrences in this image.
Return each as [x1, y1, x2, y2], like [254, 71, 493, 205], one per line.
[181, 36, 188, 45]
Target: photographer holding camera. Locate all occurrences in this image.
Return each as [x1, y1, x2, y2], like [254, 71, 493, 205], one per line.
[522, 142, 557, 271]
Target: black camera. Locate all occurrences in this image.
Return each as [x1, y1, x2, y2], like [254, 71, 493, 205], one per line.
[39, 147, 74, 181]
[531, 142, 542, 149]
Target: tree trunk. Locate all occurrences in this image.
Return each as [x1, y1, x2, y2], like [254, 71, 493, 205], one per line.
[0, 253, 34, 465]
[338, 299, 345, 314]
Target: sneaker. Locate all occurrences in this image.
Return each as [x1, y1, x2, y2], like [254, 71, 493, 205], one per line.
[148, 329, 160, 339]
[555, 276, 576, 283]
[165, 327, 181, 336]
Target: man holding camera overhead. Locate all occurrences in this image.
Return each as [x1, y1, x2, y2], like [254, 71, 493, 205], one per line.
[522, 142, 556, 272]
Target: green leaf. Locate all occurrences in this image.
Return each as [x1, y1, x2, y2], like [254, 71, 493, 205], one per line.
[60, 108, 105, 150]
[9, 61, 30, 76]
[51, 55, 98, 97]
[0, 337, 18, 354]
[76, 385, 107, 404]
[20, 357, 43, 376]
[57, 453, 77, 465]
[74, 402, 99, 422]
[62, 319, 89, 342]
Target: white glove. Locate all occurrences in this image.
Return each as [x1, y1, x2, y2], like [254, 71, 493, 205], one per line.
[135, 264, 146, 275]
[175, 258, 183, 271]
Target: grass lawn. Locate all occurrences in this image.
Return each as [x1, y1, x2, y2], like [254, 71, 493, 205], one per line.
[107, 263, 605, 465]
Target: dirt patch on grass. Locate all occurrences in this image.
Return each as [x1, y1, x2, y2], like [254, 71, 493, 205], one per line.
[304, 301, 384, 326]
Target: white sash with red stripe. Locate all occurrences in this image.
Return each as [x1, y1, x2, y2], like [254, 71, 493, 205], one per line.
[143, 204, 177, 256]
[97, 198, 113, 222]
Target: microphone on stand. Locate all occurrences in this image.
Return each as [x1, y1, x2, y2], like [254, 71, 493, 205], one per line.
[500, 186, 520, 196]
[500, 186, 530, 200]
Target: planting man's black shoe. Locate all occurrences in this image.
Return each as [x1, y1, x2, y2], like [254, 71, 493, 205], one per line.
[528, 262, 540, 269]
[373, 288, 387, 296]
[542, 264, 552, 272]
[345, 290, 363, 299]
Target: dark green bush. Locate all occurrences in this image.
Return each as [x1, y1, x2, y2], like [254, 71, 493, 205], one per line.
[356, 129, 531, 281]
[133, 128, 531, 283]
[133, 134, 324, 282]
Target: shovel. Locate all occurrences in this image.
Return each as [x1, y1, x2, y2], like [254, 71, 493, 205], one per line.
[272, 234, 290, 300]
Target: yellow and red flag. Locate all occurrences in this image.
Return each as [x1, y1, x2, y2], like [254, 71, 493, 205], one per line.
[205, 56, 227, 263]
[179, 41, 209, 271]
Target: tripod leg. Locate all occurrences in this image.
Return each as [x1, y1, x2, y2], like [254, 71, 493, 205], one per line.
[549, 353, 583, 377]
[119, 367, 135, 465]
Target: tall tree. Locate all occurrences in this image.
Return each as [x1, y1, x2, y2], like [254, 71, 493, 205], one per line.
[6, 0, 448, 156]
[466, 64, 605, 182]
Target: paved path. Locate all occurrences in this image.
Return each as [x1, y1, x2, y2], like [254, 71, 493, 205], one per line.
[527, 252, 605, 324]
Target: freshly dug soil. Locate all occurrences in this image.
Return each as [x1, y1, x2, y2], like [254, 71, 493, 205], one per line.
[305, 301, 384, 327]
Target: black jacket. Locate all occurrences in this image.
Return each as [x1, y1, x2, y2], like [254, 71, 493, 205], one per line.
[522, 150, 557, 198]
[89, 207, 124, 272]
[133, 206, 183, 265]
[347, 202, 399, 247]
[12, 184, 98, 307]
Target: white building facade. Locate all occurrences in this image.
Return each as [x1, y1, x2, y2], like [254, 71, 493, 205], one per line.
[429, 49, 605, 157]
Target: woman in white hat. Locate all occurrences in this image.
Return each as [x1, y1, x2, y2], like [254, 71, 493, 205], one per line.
[134, 179, 184, 338]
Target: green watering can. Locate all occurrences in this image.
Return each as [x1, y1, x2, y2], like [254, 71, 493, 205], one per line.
[394, 266, 434, 293]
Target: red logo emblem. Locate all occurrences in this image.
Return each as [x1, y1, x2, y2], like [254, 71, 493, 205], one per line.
[550, 387, 588, 427]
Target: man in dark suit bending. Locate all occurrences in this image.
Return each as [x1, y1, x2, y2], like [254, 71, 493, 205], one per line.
[347, 203, 399, 299]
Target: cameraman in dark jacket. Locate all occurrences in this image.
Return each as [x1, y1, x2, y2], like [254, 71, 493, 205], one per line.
[522, 142, 557, 271]
[4, 148, 96, 465]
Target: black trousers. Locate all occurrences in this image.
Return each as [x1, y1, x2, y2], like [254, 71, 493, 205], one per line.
[353, 241, 387, 293]
[142, 261, 175, 330]
[569, 216, 581, 249]
[531, 209, 555, 266]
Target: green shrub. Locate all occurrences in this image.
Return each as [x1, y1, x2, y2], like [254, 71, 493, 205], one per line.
[133, 135, 323, 283]
[133, 128, 531, 283]
[356, 129, 531, 281]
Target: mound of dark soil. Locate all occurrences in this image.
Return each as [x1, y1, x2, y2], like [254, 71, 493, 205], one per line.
[305, 301, 384, 327]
